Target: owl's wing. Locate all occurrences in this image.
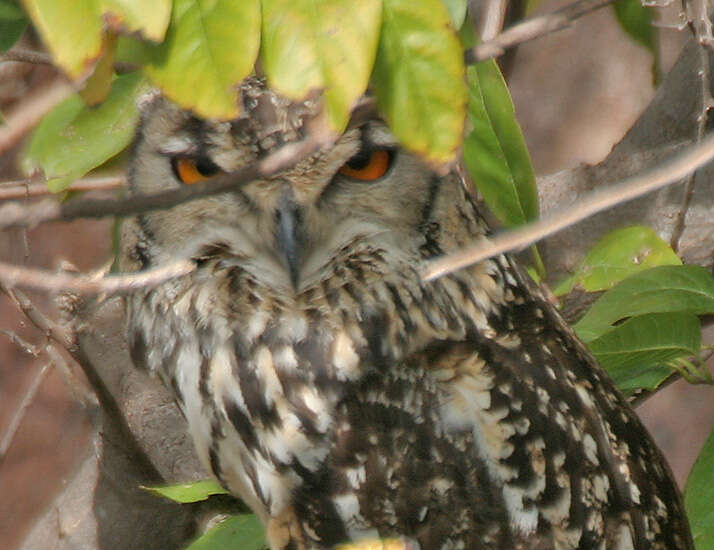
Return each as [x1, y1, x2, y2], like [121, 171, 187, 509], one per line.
[429, 263, 692, 550]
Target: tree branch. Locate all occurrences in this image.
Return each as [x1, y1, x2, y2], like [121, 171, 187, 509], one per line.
[422, 133, 714, 281]
[0, 259, 195, 295]
[465, 0, 617, 64]
[0, 176, 124, 200]
[0, 130, 329, 230]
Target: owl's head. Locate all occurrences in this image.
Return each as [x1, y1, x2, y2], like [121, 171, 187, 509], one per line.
[125, 81, 484, 291]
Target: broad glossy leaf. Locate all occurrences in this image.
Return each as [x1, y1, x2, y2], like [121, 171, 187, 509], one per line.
[373, 0, 467, 165]
[261, 0, 381, 133]
[101, 0, 171, 42]
[685, 427, 714, 550]
[553, 226, 681, 296]
[123, 0, 260, 119]
[574, 265, 714, 342]
[0, 0, 28, 51]
[21, 0, 103, 78]
[587, 312, 701, 394]
[463, 60, 538, 227]
[24, 72, 146, 192]
[187, 515, 265, 550]
[144, 479, 229, 503]
[613, 0, 654, 53]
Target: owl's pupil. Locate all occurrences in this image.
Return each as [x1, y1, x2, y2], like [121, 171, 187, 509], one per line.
[195, 157, 220, 176]
[345, 149, 372, 170]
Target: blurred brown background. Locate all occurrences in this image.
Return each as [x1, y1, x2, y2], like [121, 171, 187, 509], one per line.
[1, 1, 712, 548]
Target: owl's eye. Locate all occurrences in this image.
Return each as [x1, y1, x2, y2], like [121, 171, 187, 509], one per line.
[338, 148, 393, 181]
[171, 156, 222, 184]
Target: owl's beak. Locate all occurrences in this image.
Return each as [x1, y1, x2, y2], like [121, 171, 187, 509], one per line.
[275, 183, 303, 288]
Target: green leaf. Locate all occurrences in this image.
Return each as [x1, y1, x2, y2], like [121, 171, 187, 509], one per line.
[463, 59, 538, 227]
[0, 0, 28, 51]
[686, 427, 714, 550]
[121, 0, 260, 119]
[187, 514, 265, 550]
[613, 0, 654, 53]
[261, 0, 381, 133]
[373, 0, 467, 165]
[587, 312, 701, 394]
[21, 0, 103, 78]
[100, 0, 172, 42]
[553, 226, 682, 296]
[574, 265, 714, 343]
[24, 72, 146, 192]
[143, 479, 229, 503]
[442, 0, 467, 28]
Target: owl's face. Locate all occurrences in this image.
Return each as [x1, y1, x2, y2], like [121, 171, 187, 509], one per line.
[127, 89, 481, 292]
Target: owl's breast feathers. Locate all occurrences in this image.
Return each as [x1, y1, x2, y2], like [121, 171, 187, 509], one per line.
[127, 247, 692, 550]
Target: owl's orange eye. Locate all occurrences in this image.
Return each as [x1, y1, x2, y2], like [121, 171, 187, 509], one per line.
[172, 157, 222, 184]
[338, 148, 393, 181]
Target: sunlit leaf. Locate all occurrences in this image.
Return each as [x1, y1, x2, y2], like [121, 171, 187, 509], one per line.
[21, 0, 103, 78]
[373, 0, 467, 165]
[685, 427, 714, 550]
[442, 0, 467, 28]
[261, 0, 381, 133]
[24, 72, 146, 192]
[101, 0, 172, 42]
[553, 226, 682, 295]
[187, 515, 265, 550]
[587, 312, 701, 394]
[463, 59, 538, 227]
[143, 479, 229, 503]
[574, 265, 714, 342]
[120, 0, 260, 119]
[0, 0, 28, 51]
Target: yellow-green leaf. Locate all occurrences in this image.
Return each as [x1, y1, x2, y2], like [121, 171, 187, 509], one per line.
[553, 226, 682, 296]
[24, 72, 146, 192]
[261, 0, 381, 133]
[187, 515, 265, 550]
[143, 479, 229, 503]
[686, 428, 714, 550]
[80, 33, 117, 106]
[122, 0, 260, 119]
[372, 0, 467, 165]
[101, 0, 172, 42]
[21, 0, 103, 78]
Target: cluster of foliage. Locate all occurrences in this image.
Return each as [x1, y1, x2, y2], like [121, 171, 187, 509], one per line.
[1, 0, 712, 549]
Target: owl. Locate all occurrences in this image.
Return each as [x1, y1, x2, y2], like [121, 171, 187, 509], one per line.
[122, 80, 694, 550]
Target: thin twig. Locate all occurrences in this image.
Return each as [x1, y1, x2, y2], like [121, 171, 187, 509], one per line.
[2, 286, 74, 347]
[422, 134, 714, 281]
[0, 47, 138, 73]
[0, 130, 330, 230]
[0, 328, 40, 356]
[0, 361, 53, 465]
[0, 79, 75, 154]
[0, 175, 125, 201]
[465, 0, 617, 64]
[670, 45, 713, 252]
[0, 259, 196, 295]
[0, 48, 55, 66]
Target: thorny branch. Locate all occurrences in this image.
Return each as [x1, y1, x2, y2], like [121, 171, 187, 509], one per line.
[422, 133, 714, 281]
[465, 0, 617, 64]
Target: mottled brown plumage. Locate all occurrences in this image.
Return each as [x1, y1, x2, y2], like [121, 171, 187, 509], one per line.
[122, 81, 693, 550]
